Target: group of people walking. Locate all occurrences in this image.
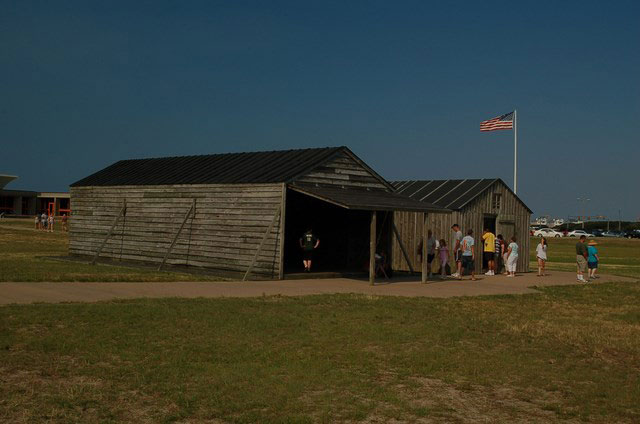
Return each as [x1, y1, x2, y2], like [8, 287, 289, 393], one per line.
[34, 213, 68, 232]
[420, 224, 520, 281]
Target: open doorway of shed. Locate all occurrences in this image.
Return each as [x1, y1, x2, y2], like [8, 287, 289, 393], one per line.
[283, 189, 392, 275]
[482, 215, 497, 271]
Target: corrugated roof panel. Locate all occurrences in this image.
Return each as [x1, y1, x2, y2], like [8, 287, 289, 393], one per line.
[447, 179, 496, 209]
[71, 147, 346, 187]
[419, 180, 464, 203]
[436, 179, 479, 207]
[411, 180, 446, 201]
[391, 178, 530, 213]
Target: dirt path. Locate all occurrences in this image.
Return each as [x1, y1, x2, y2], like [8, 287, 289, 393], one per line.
[1, 271, 636, 305]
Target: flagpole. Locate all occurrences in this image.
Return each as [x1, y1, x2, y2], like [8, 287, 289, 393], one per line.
[513, 109, 517, 194]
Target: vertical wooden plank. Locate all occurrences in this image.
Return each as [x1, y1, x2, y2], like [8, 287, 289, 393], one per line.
[278, 183, 287, 280]
[392, 221, 414, 273]
[422, 212, 428, 283]
[369, 211, 376, 285]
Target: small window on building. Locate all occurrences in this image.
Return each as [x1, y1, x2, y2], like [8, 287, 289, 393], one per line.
[492, 193, 502, 209]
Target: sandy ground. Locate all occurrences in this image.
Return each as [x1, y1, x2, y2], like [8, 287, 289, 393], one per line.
[0, 271, 636, 305]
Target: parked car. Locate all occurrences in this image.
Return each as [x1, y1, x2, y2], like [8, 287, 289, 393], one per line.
[602, 230, 625, 238]
[591, 229, 604, 237]
[624, 229, 640, 239]
[533, 228, 564, 238]
[567, 230, 595, 238]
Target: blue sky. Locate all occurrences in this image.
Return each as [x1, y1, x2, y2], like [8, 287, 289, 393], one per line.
[2, 1, 639, 220]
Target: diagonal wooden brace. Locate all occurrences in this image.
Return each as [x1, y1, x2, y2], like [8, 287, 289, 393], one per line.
[92, 199, 126, 265]
[158, 199, 196, 271]
[243, 205, 282, 281]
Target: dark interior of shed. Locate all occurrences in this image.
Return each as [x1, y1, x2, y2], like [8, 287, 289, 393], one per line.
[283, 189, 392, 274]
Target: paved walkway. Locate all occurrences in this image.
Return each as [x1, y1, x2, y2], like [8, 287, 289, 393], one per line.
[1, 271, 636, 305]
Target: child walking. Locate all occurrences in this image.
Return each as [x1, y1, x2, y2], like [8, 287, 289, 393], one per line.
[438, 239, 448, 277]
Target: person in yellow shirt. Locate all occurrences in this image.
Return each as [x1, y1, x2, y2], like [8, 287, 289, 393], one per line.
[482, 228, 496, 276]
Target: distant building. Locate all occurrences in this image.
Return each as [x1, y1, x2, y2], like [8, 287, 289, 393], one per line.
[0, 174, 70, 216]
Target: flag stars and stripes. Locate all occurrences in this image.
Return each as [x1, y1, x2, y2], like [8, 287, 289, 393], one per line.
[480, 112, 514, 131]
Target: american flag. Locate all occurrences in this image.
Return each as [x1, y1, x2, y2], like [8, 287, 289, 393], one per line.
[480, 112, 514, 131]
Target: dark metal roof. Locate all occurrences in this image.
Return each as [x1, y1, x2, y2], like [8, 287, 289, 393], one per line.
[71, 147, 348, 187]
[392, 178, 532, 213]
[289, 185, 450, 212]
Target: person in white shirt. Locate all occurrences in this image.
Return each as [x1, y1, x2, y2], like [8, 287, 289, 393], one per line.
[506, 236, 519, 277]
[536, 237, 548, 276]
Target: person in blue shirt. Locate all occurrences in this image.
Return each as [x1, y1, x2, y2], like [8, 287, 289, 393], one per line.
[587, 240, 599, 280]
[460, 229, 476, 281]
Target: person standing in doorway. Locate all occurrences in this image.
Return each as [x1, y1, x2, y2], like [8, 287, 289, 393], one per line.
[299, 229, 320, 272]
[460, 229, 476, 281]
[576, 235, 589, 282]
[482, 228, 496, 276]
[451, 224, 463, 279]
[536, 237, 548, 276]
[506, 236, 519, 277]
[587, 240, 599, 280]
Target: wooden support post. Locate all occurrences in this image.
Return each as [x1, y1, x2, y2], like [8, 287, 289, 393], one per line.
[278, 184, 287, 280]
[158, 199, 196, 271]
[92, 199, 126, 265]
[369, 210, 376, 286]
[392, 221, 414, 273]
[244, 205, 282, 281]
[421, 212, 428, 284]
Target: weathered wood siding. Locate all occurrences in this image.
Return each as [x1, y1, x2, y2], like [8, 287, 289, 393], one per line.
[294, 151, 389, 190]
[70, 183, 284, 278]
[392, 180, 531, 273]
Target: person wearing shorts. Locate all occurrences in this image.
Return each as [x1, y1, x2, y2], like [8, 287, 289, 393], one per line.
[575, 235, 588, 282]
[299, 229, 319, 272]
[482, 229, 496, 276]
[451, 224, 463, 278]
[460, 229, 476, 281]
[587, 240, 599, 280]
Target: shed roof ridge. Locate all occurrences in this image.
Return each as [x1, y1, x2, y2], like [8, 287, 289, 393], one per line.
[115, 146, 345, 163]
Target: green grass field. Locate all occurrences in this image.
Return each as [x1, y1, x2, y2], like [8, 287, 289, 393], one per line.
[0, 219, 222, 282]
[1, 218, 639, 422]
[529, 235, 640, 279]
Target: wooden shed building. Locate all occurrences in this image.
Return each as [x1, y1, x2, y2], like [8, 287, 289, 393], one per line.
[70, 147, 445, 280]
[391, 179, 532, 274]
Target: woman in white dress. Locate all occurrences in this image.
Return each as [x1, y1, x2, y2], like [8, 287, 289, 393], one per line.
[536, 237, 548, 276]
[506, 236, 519, 277]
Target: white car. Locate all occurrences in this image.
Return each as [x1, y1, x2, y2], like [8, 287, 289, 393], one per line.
[533, 228, 564, 238]
[567, 230, 594, 238]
